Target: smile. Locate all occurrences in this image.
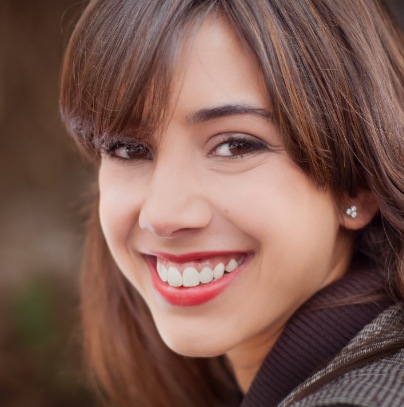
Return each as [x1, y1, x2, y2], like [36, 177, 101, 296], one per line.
[146, 251, 251, 306]
[156, 255, 245, 287]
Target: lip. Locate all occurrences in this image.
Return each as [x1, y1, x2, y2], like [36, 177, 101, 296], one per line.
[145, 252, 252, 306]
[149, 250, 245, 263]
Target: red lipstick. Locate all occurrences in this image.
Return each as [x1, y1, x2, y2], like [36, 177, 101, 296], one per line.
[145, 252, 251, 306]
[150, 250, 244, 263]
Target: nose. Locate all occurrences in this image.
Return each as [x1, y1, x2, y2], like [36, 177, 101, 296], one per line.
[138, 159, 212, 238]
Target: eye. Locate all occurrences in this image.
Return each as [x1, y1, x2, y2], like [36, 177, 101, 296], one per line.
[211, 135, 268, 158]
[107, 142, 152, 160]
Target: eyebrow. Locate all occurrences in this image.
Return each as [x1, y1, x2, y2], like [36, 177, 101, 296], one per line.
[186, 104, 273, 124]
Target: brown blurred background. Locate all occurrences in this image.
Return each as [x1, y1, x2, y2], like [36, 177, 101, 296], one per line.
[0, 1, 403, 406]
[0, 1, 96, 406]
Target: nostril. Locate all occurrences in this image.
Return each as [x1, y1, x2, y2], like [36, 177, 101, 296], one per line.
[138, 213, 188, 238]
[138, 191, 212, 238]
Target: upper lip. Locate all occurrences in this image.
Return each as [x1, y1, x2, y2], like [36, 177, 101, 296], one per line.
[144, 250, 249, 263]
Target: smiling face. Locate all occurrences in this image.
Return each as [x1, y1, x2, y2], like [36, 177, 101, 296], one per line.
[98, 16, 352, 386]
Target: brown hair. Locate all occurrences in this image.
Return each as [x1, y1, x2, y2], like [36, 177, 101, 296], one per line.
[60, 0, 404, 406]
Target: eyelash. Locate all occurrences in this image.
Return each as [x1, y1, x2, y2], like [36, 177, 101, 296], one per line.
[209, 135, 269, 159]
[104, 141, 153, 161]
[102, 134, 269, 162]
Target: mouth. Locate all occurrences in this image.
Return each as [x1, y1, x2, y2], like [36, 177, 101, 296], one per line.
[156, 253, 246, 287]
[144, 251, 252, 306]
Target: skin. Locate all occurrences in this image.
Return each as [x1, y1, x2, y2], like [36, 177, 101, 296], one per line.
[99, 17, 359, 392]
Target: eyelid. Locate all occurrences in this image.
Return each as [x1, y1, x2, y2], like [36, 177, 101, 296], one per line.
[99, 133, 150, 149]
[101, 138, 153, 161]
[105, 141, 128, 154]
[208, 133, 271, 158]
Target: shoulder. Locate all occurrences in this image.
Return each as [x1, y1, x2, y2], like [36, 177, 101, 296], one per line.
[281, 304, 404, 407]
[291, 348, 404, 407]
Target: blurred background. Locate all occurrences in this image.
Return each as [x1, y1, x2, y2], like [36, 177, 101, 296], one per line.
[0, 1, 96, 406]
[0, 1, 403, 406]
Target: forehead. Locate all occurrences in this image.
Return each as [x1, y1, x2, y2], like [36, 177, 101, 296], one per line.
[166, 17, 269, 123]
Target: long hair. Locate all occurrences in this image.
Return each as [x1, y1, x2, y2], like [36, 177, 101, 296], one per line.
[60, 1, 404, 406]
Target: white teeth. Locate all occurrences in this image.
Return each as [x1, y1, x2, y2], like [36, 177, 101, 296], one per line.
[156, 257, 244, 286]
[183, 267, 200, 287]
[238, 255, 246, 265]
[213, 263, 225, 280]
[225, 259, 238, 272]
[167, 266, 182, 287]
[157, 262, 168, 282]
[200, 267, 214, 284]
[161, 265, 168, 281]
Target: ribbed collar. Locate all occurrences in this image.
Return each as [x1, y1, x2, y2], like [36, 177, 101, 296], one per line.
[240, 263, 392, 407]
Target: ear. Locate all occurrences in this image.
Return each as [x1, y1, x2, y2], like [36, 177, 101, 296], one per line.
[340, 189, 380, 231]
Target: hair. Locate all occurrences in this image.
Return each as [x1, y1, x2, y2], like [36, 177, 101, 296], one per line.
[60, 0, 404, 406]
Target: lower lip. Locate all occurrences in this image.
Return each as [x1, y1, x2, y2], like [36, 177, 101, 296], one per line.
[147, 256, 250, 306]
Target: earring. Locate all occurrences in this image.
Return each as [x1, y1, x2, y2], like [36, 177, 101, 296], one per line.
[345, 205, 358, 219]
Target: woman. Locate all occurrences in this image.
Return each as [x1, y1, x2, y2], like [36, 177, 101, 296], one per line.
[60, 0, 404, 406]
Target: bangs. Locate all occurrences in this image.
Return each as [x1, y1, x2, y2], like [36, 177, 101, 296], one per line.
[60, 0, 219, 158]
[60, 0, 360, 191]
[61, 0, 403, 199]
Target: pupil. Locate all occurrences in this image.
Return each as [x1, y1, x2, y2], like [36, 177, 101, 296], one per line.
[229, 141, 250, 155]
[127, 145, 148, 159]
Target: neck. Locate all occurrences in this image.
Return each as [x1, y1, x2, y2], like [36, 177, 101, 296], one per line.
[240, 262, 392, 407]
[226, 326, 283, 393]
[226, 254, 352, 393]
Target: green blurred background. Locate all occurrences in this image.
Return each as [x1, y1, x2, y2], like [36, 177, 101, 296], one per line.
[0, 0, 403, 406]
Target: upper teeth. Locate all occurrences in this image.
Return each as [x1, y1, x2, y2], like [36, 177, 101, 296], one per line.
[156, 257, 242, 287]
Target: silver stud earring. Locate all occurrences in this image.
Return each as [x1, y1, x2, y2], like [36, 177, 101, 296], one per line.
[345, 205, 358, 219]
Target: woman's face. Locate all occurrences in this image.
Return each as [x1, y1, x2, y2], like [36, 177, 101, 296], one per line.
[98, 18, 352, 361]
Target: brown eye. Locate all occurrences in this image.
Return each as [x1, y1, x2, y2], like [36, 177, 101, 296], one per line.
[111, 143, 152, 160]
[213, 136, 267, 158]
[227, 140, 255, 155]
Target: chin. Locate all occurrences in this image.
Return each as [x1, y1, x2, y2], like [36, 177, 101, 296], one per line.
[157, 327, 228, 358]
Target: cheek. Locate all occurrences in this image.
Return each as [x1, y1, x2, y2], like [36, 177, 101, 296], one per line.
[98, 168, 143, 252]
[212, 160, 340, 278]
[213, 159, 337, 238]
[98, 168, 151, 292]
